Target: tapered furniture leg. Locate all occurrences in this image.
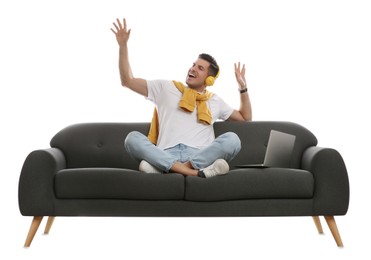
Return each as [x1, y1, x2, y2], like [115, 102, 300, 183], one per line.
[324, 215, 344, 247]
[24, 216, 43, 247]
[44, 216, 55, 234]
[312, 216, 323, 234]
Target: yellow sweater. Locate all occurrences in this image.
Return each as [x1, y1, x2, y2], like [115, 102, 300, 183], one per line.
[148, 80, 213, 144]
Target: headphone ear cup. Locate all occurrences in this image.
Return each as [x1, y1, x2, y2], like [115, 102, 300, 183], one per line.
[205, 76, 215, 86]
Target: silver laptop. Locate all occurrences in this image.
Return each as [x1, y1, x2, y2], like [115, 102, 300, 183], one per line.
[235, 130, 296, 168]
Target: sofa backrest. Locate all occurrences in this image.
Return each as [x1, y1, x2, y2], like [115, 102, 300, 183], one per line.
[50, 121, 317, 170]
[50, 123, 150, 170]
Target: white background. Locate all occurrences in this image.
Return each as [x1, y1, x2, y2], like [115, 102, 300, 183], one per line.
[1, 0, 370, 259]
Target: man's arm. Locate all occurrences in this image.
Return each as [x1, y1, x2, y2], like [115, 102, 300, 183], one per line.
[111, 18, 148, 97]
[228, 62, 252, 121]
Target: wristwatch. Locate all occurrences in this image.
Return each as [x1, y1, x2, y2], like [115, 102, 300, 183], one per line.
[239, 88, 248, 94]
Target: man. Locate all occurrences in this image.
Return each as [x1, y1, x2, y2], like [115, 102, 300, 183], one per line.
[111, 18, 252, 178]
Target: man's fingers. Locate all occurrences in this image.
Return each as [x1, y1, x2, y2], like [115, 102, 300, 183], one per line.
[112, 22, 119, 32]
[233, 62, 247, 87]
[116, 18, 122, 29]
[123, 18, 127, 30]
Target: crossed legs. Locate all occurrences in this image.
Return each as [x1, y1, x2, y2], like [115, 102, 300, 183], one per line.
[124, 131, 241, 177]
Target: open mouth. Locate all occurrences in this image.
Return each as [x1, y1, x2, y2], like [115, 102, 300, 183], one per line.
[188, 72, 196, 78]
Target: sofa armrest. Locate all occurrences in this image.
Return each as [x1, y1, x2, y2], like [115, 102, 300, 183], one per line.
[18, 148, 66, 216]
[302, 146, 350, 215]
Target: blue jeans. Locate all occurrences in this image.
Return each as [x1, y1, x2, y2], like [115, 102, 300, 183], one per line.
[124, 131, 241, 172]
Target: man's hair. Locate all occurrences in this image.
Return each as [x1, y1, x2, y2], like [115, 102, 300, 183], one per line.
[198, 53, 219, 77]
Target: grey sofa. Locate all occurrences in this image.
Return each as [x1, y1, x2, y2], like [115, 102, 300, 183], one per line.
[18, 121, 350, 247]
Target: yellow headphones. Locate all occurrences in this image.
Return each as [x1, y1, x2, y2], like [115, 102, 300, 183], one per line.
[205, 69, 220, 86]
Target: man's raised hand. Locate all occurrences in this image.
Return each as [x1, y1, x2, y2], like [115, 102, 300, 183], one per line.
[111, 18, 131, 46]
[234, 62, 247, 90]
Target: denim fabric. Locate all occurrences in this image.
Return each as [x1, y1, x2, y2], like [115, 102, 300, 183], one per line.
[124, 131, 241, 172]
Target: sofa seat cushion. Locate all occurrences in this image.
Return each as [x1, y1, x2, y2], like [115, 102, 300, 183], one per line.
[55, 168, 185, 200]
[185, 168, 314, 202]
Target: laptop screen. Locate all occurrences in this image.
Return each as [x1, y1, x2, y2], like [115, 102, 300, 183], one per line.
[263, 130, 296, 168]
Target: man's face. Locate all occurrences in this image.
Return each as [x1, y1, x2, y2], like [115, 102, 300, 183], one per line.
[185, 58, 210, 89]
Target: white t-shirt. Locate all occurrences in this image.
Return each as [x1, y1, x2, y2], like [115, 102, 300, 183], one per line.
[146, 80, 234, 150]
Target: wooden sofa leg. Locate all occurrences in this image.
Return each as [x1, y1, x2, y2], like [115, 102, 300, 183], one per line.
[44, 216, 55, 234]
[324, 215, 344, 247]
[24, 216, 43, 247]
[312, 216, 323, 234]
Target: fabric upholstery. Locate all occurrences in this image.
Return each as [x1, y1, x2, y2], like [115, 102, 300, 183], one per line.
[55, 168, 184, 200]
[185, 168, 314, 202]
[18, 121, 349, 218]
[50, 123, 150, 170]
